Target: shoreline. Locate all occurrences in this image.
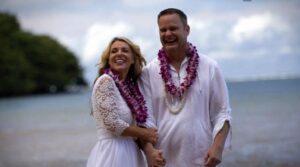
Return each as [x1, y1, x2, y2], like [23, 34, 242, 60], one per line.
[1, 80, 300, 167]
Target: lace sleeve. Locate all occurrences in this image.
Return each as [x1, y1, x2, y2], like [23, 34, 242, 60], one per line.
[93, 75, 130, 136]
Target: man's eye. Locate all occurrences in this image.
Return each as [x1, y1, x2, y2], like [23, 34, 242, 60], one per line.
[170, 27, 177, 31]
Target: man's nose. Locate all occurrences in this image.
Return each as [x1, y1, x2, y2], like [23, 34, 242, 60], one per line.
[165, 30, 172, 36]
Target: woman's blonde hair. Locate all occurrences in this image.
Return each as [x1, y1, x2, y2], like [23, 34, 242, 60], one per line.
[97, 37, 146, 82]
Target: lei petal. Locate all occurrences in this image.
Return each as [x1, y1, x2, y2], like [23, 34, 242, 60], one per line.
[104, 69, 148, 124]
[158, 42, 199, 97]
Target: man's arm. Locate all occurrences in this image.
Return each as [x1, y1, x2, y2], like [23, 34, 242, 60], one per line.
[204, 121, 230, 167]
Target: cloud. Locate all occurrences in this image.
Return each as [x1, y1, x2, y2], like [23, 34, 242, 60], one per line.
[122, 0, 175, 7]
[131, 37, 157, 61]
[189, 16, 237, 60]
[189, 17, 209, 32]
[229, 13, 289, 43]
[207, 50, 237, 60]
[1, 0, 299, 82]
[81, 22, 134, 64]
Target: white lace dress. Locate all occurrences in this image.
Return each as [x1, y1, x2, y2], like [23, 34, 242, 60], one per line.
[86, 74, 146, 167]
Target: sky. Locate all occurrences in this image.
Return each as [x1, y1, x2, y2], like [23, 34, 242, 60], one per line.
[1, 0, 299, 84]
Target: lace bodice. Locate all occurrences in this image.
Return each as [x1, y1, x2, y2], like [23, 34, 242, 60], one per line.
[91, 74, 133, 137]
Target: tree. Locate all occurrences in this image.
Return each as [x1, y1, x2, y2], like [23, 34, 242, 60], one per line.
[0, 12, 87, 97]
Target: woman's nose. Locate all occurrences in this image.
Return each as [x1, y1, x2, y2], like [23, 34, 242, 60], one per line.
[115, 50, 123, 55]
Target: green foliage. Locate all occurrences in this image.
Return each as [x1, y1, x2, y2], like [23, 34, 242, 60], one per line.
[0, 44, 35, 95]
[0, 12, 20, 37]
[0, 12, 87, 97]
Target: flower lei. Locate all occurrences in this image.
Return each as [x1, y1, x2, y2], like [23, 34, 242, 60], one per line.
[158, 42, 199, 97]
[104, 68, 148, 124]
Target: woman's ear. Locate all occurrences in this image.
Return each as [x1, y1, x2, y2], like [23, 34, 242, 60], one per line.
[131, 55, 135, 64]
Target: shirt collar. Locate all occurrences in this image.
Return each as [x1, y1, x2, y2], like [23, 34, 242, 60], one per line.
[169, 55, 188, 72]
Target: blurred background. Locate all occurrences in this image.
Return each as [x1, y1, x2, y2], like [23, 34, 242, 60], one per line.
[0, 0, 299, 166]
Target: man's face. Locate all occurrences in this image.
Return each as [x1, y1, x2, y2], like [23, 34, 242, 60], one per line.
[158, 13, 189, 52]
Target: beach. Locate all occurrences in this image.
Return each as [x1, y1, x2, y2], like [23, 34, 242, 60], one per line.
[0, 92, 96, 167]
[0, 79, 300, 167]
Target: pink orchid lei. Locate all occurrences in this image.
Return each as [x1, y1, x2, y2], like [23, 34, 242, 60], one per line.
[104, 68, 148, 124]
[158, 42, 199, 97]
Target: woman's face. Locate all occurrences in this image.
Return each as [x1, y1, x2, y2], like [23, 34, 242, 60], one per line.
[108, 40, 134, 80]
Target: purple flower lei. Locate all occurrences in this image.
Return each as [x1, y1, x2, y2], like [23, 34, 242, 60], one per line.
[158, 42, 199, 97]
[104, 68, 148, 124]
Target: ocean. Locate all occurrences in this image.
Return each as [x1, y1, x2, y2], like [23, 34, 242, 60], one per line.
[224, 78, 300, 167]
[0, 78, 300, 167]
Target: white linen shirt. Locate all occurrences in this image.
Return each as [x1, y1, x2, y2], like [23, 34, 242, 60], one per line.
[139, 53, 232, 167]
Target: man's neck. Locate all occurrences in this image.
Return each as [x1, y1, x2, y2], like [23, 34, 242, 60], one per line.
[167, 50, 186, 73]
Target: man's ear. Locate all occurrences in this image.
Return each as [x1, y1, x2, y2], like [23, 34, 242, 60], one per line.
[185, 25, 190, 35]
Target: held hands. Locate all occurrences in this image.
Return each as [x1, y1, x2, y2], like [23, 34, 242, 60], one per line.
[144, 146, 166, 167]
[141, 129, 166, 167]
[147, 149, 166, 167]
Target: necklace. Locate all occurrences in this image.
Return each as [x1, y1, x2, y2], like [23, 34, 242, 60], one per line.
[104, 69, 148, 124]
[164, 92, 187, 114]
[158, 42, 199, 113]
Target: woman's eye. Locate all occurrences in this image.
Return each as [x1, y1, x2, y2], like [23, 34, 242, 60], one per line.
[122, 49, 129, 53]
[111, 48, 118, 53]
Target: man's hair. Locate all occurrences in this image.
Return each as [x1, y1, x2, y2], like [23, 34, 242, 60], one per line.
[157, 8, 188, 25]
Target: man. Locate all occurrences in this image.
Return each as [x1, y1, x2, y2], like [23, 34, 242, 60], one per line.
[140, 8, 232, 167]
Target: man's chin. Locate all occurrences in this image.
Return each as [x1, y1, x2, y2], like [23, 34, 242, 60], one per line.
[164, 44, 178, 51]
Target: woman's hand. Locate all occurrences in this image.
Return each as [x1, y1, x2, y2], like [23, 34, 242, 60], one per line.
[139, 128, 158, 145]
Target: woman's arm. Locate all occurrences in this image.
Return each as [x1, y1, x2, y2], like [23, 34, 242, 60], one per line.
[122, 126, 158, 145]
[93, 75, 158, 144]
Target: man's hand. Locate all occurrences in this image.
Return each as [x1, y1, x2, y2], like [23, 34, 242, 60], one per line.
[204, 121, 230, 167]
[204, 146, 222, 167]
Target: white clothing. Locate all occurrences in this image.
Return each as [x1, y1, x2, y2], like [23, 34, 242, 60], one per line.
[139, 54, 232, 167]
[87, 74, 146, 167]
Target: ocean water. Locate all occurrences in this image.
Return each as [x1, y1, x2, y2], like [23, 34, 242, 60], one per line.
[224, 78, 300, 167]
[0, 78, 300, 167]
[0, 91, 93, 131]
[0, 91, 95, 167]
[228, 78, 300, 117]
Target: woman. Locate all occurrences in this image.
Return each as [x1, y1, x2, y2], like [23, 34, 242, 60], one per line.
[86, 37, 158, 167]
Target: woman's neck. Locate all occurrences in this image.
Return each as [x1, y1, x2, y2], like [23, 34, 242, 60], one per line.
[111, 70, 127, 82]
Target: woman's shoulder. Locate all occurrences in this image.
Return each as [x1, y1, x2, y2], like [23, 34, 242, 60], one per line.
[94, 74, 115, 88]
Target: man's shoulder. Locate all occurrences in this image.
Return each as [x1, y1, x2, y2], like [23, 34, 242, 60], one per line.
[199, 52, 218, 67]
[145, 57, 160, 69]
